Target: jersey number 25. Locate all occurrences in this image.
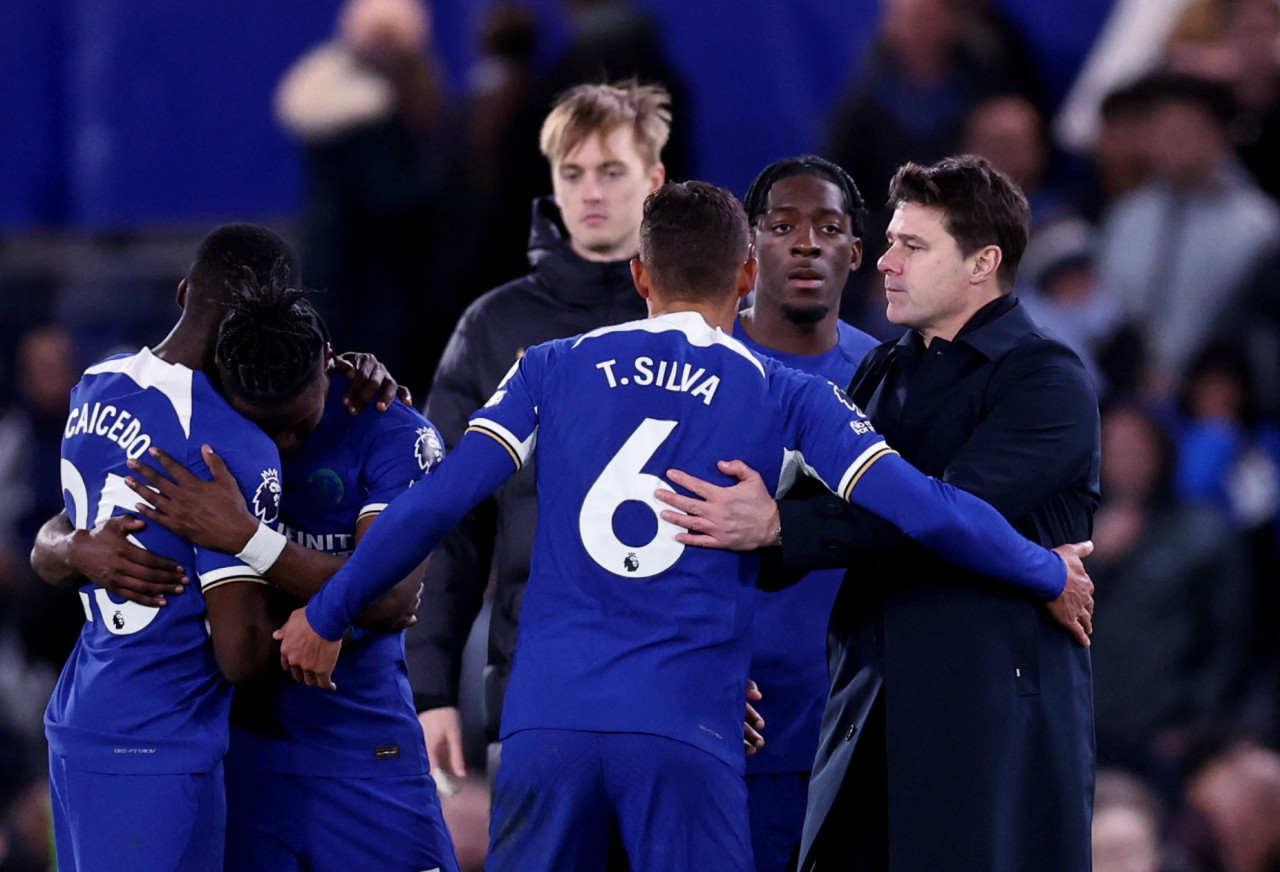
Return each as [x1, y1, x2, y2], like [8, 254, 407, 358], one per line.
[62, 457, 161, 635]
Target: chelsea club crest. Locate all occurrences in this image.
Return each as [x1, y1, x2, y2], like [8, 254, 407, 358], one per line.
[252, 469, 282, 524]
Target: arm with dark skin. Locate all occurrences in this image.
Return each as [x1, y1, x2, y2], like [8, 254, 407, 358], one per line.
[29, 505, 278, 683]
[206, 578, 279, 684]
[332, 350, 412, 414]
[123, 445, 421, 631]
[31, 511, 190, 606]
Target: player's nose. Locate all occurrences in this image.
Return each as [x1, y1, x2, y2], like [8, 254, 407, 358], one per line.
[791, 223, 820, 255]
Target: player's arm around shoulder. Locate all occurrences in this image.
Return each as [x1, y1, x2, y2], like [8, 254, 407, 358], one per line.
[125, 439, 353, 604]
[29, 508, 188, 607]
[188, 421, 285, 684]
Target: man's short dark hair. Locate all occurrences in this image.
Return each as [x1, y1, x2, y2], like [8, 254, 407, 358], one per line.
[888, 155, 1030, 291]
[1100, 78, 1154, 123]
[742, 155, 867, 237]
[215, 276, 328, 408]
[1126, 70, 1236, 130]
[639, 181, 749, 301]
[188, 223, 301, 304]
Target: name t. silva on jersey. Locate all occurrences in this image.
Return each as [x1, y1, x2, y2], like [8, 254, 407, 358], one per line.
[594, 357, 721, 405]
[64, 401, 152, 460]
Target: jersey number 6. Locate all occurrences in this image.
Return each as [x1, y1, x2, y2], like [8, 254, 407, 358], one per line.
[578, 418, 685, 579]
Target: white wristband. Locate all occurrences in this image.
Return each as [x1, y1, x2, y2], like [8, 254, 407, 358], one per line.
[235, 522, 287, 576]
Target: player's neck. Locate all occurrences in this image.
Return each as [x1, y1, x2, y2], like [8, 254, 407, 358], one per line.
[151, 321, 212, 372]
[738, 306, 839, 357]
[648, 299, 739, 333]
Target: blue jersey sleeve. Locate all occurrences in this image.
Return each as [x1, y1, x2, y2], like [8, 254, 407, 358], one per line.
[463, 345, 545, 472]
[358, 403, 444, 519]
[776, 368, 1066, 599]
[305, 352, 544, 640]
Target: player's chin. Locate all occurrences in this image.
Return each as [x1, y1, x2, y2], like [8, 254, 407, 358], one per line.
[883, 297, 912, 325]
[780, 302, 830, 326]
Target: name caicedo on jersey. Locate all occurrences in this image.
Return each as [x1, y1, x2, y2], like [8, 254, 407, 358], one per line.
[594, 357, 721, 406]
[63, 402, 152, 459]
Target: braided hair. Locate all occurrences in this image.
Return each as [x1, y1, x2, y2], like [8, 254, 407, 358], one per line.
[215, 273, 329, 408]
[742, 155, 867, 238]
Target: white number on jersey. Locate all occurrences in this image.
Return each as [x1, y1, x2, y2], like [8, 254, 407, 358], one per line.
[62, 457, 161, 635]
[578, 418, 685, 579]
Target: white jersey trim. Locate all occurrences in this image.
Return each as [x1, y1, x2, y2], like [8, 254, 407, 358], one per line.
[573, 312, 766, 377]
[469, 417, 538, 469]
[837, 441, 896, 499]
[84, 348, 196, 438]
[199, 563, 267, 592]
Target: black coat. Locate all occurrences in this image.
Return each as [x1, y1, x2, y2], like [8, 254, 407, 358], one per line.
[785, 298, 1100, 872]
[404, 198, 647, 737]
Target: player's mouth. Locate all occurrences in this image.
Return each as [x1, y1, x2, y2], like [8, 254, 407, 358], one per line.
[787, 267, 825, 290]
[581, 212, 608, 226]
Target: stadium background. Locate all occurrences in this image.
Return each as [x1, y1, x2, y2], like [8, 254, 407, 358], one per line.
[0, 0, 1110, 230]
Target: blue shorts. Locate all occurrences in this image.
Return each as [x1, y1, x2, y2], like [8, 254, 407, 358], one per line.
[225, 766, 459, 872]
[49, 750, 225, 872]
[746, 771, 810, 872]
[488, 729, 752, 872]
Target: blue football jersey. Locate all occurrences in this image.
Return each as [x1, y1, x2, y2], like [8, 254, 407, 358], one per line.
[45, 348, 281, 774]
[306, 312, 1065, 774]
[228, 377, 443, 777]
[733, 319, 878, 775]
[472, 312, 902, 770]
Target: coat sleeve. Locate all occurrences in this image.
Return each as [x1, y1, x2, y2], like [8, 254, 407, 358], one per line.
[772, 492, 907, 576]
[404, 308, 495, 711]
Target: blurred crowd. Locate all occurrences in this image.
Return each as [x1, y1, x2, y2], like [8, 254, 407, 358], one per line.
[4, 0, 1280, 869]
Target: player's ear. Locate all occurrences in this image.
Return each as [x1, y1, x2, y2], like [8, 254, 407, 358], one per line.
[647, 162, 666, 192]
[737, 250, 758, 299]
[175, 278, 188, 310]
[631, 258, 652, 299]
[970, 244, 1002, 285]
[851, 237, 863, 272]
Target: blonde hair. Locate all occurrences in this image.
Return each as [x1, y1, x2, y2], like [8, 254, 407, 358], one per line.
[539, 81, 671, 167]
